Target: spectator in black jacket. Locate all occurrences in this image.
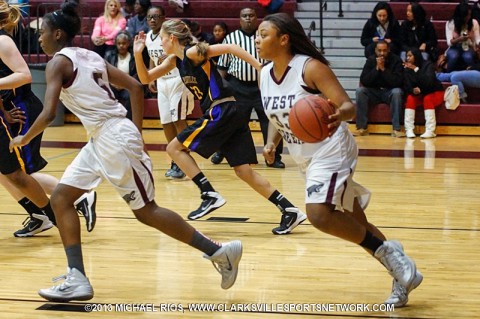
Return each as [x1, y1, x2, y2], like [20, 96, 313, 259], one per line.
[361, 1, 401, 58]
[403, 48, 444, 139]
[399, 2, 438, 62]
[354, 41, 405, 137]
[105, 31, 137, 119]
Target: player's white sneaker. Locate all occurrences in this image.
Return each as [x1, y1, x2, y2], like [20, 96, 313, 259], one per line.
[385, 270, 423, 307]
[204, 240, 242, 289]
[375, 240, 417, 290]
[38, 268, 94, 302]
[13, 213, 54, 237]
[272, 207, 307, 235]
[188, 191, 226, 220]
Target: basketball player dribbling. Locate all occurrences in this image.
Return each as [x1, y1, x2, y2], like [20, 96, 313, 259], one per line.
[10, 2, 242, 302]
[256, 13, 423, 307]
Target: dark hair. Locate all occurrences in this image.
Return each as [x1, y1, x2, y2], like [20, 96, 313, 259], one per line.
[452, 3, 472, 33]
[262, 13, 329, 65]
[408, 47, 424, 68]
[213, 21, 228, 34]
[148, 5, 165, 16]
[43, 1, 81, 41]
[410, 2, 426, 26]
[371, 1, 396, 25]
[125, 0, 135, 5]
[138, 0, 151, 11]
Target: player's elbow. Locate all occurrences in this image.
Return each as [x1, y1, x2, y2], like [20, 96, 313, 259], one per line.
[44, 111, 58, 124]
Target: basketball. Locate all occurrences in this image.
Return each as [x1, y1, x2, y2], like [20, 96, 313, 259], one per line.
[289, 95, 336, 143]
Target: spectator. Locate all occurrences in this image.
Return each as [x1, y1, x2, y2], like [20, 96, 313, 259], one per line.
[399, 2, 438, 62]
[436, 64, 480, 103]
[210, 21, 229, 63]
[214, 7, 285, 168]
[354, 41, 405, 137]
[212, 21, 228, 44]
[126, 0, 150, 36]
[91, 0, 126, 58]
[403, 48, 444, 139]
[120, 0, 135, 21]
[104, 31, 136, 119]
[445, 2, 480, 72]
[189, 21, 214, 44]
[361, 1, 401, 58]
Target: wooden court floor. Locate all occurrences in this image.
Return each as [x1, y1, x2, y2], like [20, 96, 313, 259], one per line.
[1, 124, 479, 319]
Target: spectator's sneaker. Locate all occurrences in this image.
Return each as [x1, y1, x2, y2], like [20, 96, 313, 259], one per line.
[204, 240, 243, 289]
[352, 128, 369, 136]
[38, 268, 94, 302]
[188, 191, 226, 220]
[385, 271, 423, 307]
[375, 240, 417, 290]
[170, 162, 186, 179]
[14, 213, 54, 237]
[211, 152, 224, 165]
[392, 130, 406, 138]
[272, 207, 307, 235]
[75, 191, 97, 232]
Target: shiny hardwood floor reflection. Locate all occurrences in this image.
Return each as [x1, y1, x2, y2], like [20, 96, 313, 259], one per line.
[0, 125, 479, 319]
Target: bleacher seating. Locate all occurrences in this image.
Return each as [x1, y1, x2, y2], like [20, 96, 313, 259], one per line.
[28, 0, 296, 127]
[354, 1, 480, 135]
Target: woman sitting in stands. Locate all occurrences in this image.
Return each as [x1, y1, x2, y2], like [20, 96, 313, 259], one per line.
[104, 31, 137, 119]
[403, 48, 444, 139]
[399, 2, 438, 62]
[437, 64, 480, 104]
[445, 2, 480, 72]
[361, 1, 401, 58]
[91, 0, 126, 58]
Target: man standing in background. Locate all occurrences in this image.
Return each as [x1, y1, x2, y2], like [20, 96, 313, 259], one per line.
[212, 7, 285, 168]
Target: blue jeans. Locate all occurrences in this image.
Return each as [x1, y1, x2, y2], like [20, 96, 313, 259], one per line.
[355, 87, 404, 130]
[446, 46, 476, 72]
[437, 71, 480, 97]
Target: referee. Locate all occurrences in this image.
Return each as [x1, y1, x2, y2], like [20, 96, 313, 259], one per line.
[212, 7, 284, 168]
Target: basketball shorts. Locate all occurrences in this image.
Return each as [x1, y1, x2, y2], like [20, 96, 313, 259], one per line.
[60, 118, 155, 210]
[303, 128, 371, 212]
[157, 76, 194, 124]
[177, 99, 258, 167]
[0, 93, 47, 175]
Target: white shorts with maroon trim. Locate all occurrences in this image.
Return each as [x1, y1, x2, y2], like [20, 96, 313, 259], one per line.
[60, 118, 155, 210]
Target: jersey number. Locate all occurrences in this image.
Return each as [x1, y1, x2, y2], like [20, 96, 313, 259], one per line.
[190, 85, 203, 100]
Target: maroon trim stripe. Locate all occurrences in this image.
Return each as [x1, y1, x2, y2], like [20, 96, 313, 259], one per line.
[132, 167, 149, 204]
[140, 160, 155, 187]
[326, 172, 338, 204]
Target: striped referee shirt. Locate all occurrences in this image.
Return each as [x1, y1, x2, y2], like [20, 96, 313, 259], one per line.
[217, 29, 265, 82]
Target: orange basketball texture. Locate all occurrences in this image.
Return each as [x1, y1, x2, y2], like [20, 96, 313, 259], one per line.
[289, 96, 335, 143]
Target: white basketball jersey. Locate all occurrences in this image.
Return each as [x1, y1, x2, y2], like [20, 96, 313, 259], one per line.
[145, 30, 178, 79]
[55, 48, 127, 135]
[259, 54, 347, 164]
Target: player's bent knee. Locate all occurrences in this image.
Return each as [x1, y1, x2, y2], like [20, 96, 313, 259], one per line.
[306, 205, 333, 232]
